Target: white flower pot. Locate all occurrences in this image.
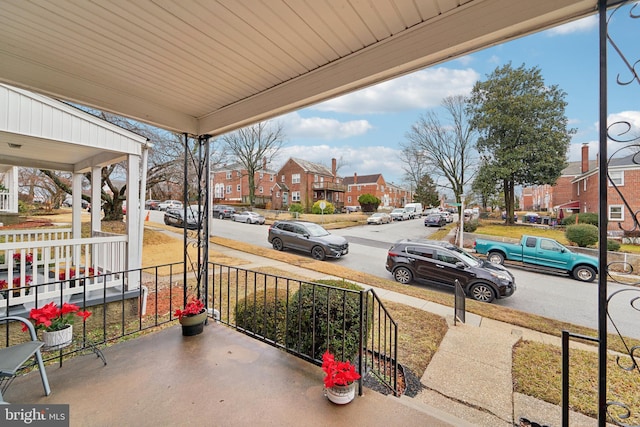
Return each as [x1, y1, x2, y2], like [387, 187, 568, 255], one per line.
[325, 382, 356, 404]
[43, 325, 73, 349]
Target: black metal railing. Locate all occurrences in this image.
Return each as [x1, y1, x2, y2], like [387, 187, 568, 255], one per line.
[1, 261, 189, 367]
[209, 262, 399, 396]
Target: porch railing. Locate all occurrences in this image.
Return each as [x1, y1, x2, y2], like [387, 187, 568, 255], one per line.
[0, 229, 128, 309]
[209, 262, 399, 396]
[0, 191, 11, 212]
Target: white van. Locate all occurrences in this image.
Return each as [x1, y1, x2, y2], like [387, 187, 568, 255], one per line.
[403, 203, 423, 219]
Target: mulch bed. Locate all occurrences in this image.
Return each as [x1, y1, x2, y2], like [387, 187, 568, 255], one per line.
[0, 219, 54, 229]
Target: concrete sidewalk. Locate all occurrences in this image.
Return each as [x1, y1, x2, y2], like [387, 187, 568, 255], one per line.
[212, 243, 606, 427]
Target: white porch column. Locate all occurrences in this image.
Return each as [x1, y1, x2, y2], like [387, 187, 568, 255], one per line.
[126, 153, 141, 288]
[71, 173, 83, 239]
[9, 166, 18, 213]
[91, 166, 102, 232]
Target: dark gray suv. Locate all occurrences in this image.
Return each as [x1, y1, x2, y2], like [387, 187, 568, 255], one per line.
[268, 220, 349, 261]
[385, 239, 515, 303]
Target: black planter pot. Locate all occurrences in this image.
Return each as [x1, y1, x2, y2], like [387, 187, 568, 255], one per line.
[178, 310, 207, 336]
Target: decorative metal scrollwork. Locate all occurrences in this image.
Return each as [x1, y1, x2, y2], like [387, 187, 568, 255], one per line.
[603, 2, 640, 426]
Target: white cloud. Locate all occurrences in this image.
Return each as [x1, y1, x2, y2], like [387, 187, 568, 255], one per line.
[607, 111, 640, 142]
[273, 144, 406, 184]
[310, 67, 479, 114]
[547, 16, 597, 36]
[276, 112, 372, 140]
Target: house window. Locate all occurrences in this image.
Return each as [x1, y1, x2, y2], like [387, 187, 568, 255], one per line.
[609, 170, 624, 186]
[236, 184, 241, 192]
[292, 191, 300, 202]
[276, 191, 280, 198]
[237, 171, 241, 177]
[348, 185, 352, 192]
[314, 174, 318, 182]
[584, 179, 587, 191]
[226, 185, 232, 193]
[259, 173, 264, 179]
[609, 205, 624, 221]
[347, 196, 352, 203]
[270, 175, 274, 181]
[226, 172, 232, 179]
[357, 185, 361, 191]
[281, 175, 285, 182]
[259, 186, 263, 194]
[292, 174, 300, 184]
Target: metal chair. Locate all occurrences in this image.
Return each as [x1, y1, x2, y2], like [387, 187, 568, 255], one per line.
[0, 316, 51, 404]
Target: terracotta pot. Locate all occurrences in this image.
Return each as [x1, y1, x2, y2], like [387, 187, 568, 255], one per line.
[43, 324, 73, 349]
[179, 310, 207, 336]
[325, 382, 356, 404]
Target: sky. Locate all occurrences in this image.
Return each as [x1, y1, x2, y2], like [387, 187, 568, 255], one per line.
[267, 6, 639, 191]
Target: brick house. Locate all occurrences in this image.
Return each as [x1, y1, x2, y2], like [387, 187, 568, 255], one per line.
[211, 160, 277, 206]
[343, 173, 386, 207]
[270, 158, 345, 212]
[526, 144, 639, 232]
[385, 182, 413, 209]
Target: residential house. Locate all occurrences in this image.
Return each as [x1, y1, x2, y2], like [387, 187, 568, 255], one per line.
[211, 159, 277, 206]
[535, 144, 639, 233]
[343, 173, 387, 207]
[271, 158, 345, 212]
[385, 182, 413, 209]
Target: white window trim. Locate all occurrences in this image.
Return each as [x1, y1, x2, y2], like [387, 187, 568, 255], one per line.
[292, 174, 301, 184]
[608, 170, 624, 187]
[609, 204, 624, 221]
[292, 191, 300, 202]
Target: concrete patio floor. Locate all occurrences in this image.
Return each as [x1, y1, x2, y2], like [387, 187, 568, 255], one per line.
[4, 321, 470, 427]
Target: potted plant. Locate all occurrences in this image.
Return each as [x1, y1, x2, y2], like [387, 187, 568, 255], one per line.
[174, 297, 207, 336]
[0, 276, 32, 297]
[321, 350, 361, 404]
[25, 301, 92, 349]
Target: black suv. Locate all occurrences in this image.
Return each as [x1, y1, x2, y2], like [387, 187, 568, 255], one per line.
[385, 239, 515, 303]
[268, 220, 349, 261]
[213, 204, 236, 219]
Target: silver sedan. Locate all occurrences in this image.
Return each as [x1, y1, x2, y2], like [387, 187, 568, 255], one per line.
[231, 211, 266, 224]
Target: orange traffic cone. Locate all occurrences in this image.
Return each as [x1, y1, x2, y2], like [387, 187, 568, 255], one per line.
[145, 211, 150, 221]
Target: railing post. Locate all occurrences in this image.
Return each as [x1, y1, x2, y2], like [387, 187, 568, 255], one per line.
[358, 289, 365, 396]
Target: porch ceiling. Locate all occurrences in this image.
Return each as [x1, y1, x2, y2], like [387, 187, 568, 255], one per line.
[0, 0, 598, 137]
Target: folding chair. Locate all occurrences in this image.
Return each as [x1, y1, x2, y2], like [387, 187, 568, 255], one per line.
[0, 316, 51, 404]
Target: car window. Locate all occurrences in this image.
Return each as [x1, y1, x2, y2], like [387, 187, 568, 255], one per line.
[445, 245, 480, 267]
[304, 223, 330, 237]
[282, 223, 295, 232]
[293, 225, 307, 235]
[435, 250, 460, 265]
[540, 239, 562, 252]
[406, 246, 433, 258]
[525, 237, 537, 248]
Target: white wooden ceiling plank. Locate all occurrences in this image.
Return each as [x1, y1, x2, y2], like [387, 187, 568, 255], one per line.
[413, 0, 443, 19]
[349, 0, 394, 40]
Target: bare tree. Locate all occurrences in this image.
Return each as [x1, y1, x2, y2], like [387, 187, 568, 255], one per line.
[404, 95, 477, 206]
[221, 121, 285, 207]
[398, 141, 431, 192]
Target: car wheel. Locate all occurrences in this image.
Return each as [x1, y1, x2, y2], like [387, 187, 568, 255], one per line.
[573, 265, 596, 282]
[272, 238, 283, 251]
[487, 251, 505, 265]
[469, 283, 496, 303]
[219, 213, 224, 220]
[164, 218, 170, 225]
[393, 267, 412, 284]
[311, 246, 326, 261]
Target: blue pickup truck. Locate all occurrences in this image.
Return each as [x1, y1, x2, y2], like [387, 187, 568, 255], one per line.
[473, 235, 598, 282]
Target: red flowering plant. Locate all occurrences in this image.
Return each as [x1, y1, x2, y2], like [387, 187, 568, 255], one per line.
[13, 252, 34, 264]
[321, 350, 361, 388]
[25, 301, 92, 332]
[174, 297, 205, 320]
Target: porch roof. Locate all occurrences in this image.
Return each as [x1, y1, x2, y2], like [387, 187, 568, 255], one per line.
[0, 84, 148, 173]
[0, 0, 598, 137]
[555, 201, 581, 209]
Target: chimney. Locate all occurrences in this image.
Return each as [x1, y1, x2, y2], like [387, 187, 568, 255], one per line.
[581, 144, 589, 173]
[353, 173, 357, 184]
[332, 158, 337, 177]
[262, 157, 267, 170]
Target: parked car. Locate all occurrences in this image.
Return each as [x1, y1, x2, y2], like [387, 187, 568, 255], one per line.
[390, 208, 410, 221]
[268, 220, 349, 260]
[424, 214, 446, 227]
[367, 212, 391, 225]
[386, 239, 516, 303]
[403, 203, 423, 219]
[163, 208, 199, 229]
[343, 205, 361, 213]
[145, 199, 161, 210]
[213, 204, 236, 219]
[232, 211, 265, 224]
[474, 235, 598, 282]
[158, 200, 183, 211]
[439, 211, 453, 223]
